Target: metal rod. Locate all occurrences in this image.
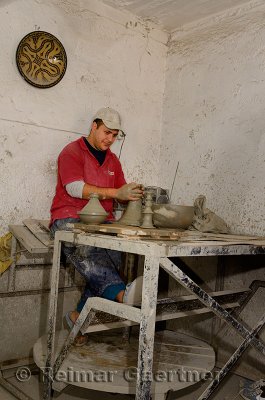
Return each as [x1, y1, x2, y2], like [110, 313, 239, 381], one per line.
[214, 280, 265, 337]
[211, 256, 226, 345]
[160, 258, 265, 355]
[198, 311, 265, 400]
[51, 308, 94, 379]
[169, 161, 179, 201]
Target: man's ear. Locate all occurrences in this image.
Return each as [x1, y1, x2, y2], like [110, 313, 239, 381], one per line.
[91, 121, 97, 132]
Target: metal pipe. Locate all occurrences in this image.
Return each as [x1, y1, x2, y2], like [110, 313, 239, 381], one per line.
[160, 258, 265, 355]
[198, 311, 265, 400]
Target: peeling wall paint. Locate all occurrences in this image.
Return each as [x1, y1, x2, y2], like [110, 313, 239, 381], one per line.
[0, 0, 167, 234]
[159, 1, 265, 235]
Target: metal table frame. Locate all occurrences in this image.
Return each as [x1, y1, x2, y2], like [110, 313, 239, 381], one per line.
[44, 230, 265, 400]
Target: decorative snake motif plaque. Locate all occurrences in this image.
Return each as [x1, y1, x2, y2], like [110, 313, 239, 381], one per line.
[16, 31, 67, 88]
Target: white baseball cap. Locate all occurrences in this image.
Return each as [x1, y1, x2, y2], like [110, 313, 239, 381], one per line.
[93, 107, 123, 132]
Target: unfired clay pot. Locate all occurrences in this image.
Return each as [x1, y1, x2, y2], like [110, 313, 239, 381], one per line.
[117, 199, 142, 226]
[141, 192, 154, 229]
[78, 193, 108, 224]
[152, 204, 194, 229]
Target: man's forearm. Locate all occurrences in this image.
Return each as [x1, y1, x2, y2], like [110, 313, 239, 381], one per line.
[82, 182, 144, 201]
[82, 183, 118, 200]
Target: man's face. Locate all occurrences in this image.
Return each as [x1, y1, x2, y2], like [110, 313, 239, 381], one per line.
[89, 122, 119, 151]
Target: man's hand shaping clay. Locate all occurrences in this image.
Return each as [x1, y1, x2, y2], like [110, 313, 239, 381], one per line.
[116, 183, 144, 201]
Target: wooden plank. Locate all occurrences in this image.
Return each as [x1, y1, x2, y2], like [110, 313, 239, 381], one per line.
[178, 239, 265, 246]
[185, 230, 265, 241]
[71, 222, 183, 239]
[39, 220, 50, 231]
[178, 230, 265, 245]
[162, 230, 265, 245]
[116, 234, 180, 241]
[181, 236, 265, 243]
[9, 225, 50, 254]
[23, 219, 53, 247]
[70, 222, 265, 245]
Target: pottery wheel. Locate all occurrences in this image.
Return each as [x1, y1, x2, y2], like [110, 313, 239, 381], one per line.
[33, 329, 215, 396]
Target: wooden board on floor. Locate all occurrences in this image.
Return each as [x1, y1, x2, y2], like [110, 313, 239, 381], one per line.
[34, 329, 215, 395]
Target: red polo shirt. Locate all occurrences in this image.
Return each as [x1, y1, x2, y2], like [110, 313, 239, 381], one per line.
[50, 137, 126, 223]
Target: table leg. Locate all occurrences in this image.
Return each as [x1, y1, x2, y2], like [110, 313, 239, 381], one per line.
[136, 255, 160, 400]
[43, 233, 62, 400]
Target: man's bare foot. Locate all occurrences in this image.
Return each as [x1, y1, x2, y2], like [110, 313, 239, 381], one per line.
[115, 290, 125, 303]
[69, 310, 80, 323]
[68, 311, 88, 347]
[119, 276, 143, 305]
[74, 334, 88, 347]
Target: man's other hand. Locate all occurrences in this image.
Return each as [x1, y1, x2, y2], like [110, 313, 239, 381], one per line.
[116, 183, 144, 201]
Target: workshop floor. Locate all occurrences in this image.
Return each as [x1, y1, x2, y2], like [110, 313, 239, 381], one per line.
[0, 370, 251, 399]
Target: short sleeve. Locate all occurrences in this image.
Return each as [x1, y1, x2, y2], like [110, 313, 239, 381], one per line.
[58, 146, 84, 186]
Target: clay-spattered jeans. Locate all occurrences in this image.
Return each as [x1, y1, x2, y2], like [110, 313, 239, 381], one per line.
[50, 218, 126, 312]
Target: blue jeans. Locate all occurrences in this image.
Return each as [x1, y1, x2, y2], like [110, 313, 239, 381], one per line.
[50, 218, 126, 312]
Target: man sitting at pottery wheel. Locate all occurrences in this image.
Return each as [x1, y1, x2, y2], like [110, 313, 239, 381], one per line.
[50, 107, 144, 346]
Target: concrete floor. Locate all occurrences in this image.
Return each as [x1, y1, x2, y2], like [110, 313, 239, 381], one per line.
[0, 370, 251, 400]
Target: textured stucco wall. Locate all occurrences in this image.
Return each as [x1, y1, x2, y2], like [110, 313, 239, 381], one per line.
[0, 0, 167, 234]
[159, 1, 265, 235]
[0, 252, 84, 362]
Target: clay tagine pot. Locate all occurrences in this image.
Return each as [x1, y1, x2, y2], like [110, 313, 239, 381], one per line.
[78, 193, 108, 224]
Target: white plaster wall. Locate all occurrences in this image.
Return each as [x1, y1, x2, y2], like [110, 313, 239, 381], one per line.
[159, 1, 265, 235]
[0, 0, 167, 234]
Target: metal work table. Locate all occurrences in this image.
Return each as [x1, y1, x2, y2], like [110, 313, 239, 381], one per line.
[44, 229, 265, 400]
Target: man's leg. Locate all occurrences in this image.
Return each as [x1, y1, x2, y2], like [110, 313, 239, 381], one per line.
[50, 218, 127, 345]
[50, 218, 126, 301]
[68, 245, 126, 303]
